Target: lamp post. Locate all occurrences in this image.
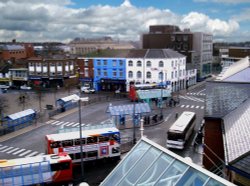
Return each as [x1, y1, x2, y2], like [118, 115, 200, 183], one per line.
[77, 67, 84, 181]
[133, 101, 136, 144]
[160, 70, 163, 116]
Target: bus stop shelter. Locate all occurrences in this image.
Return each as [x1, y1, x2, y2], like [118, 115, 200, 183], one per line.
[56, 94, 80, 112]
[107, 103, 151, 126]
[137, 89, 171, 108]
[4, 109, 36, 129]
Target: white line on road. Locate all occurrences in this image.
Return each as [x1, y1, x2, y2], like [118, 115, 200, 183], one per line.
[1, 146, 14, 152]
[66, 122, 75, 126]
[46, 120, 55, 124]
[19, 150, 32, 157]
[72, 123, 79, 127]
[25, 151, 39, 157]
[12, 149, 26, 155]
[51, 121, 60, 125]
[6, 147, 20, 154]
[56, 121, 65, 126]
[0, 146, 7, 150]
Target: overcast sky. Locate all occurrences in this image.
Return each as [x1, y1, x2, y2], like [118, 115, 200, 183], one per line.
[0, 0, 249, 43]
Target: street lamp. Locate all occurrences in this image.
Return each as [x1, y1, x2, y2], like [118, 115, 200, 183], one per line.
[76, 67, 89, 181]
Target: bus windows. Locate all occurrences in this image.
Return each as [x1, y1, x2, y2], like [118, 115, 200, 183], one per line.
[110, 133, 119, 141]
[75, 139, 86, 146]
[62, 140, 73, 147]
[99, 136, 109, 142]
[50, 141, 61, 148]
[50, 162, 70, 171]
[87, 137, 97, 144]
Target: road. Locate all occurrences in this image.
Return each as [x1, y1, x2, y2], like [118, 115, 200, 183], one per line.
[0, 84, 206, 185]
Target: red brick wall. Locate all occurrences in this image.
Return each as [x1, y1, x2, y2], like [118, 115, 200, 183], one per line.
[203, 118, 225, 170]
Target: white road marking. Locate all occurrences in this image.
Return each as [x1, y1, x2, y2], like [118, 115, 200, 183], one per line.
[18, 150, 32, 157]
[12, 149, 26, 155]
[25, 151, 39, 157]
[6, 147, 20, 154]
[1, 146, 13, 152]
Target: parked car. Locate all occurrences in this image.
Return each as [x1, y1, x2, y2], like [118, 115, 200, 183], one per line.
[0, 85, 10, 89]
[82, 88, 95, 94]
[20, 85, 32, 90]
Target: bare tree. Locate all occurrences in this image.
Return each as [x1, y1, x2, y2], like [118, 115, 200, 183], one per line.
[0, 95, 8, 125]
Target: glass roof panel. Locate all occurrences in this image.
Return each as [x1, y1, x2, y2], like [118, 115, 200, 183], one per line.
[175, 167, 209, 186]
[155, 160, 188, 186]
[205, 179, 226, 186]
[101, 141, 150, 185]
[117, 147, 161, 185]
[136, 154, 174, 186]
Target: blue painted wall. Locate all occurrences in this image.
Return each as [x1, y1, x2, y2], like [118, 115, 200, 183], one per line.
[93, 58, 126, 91]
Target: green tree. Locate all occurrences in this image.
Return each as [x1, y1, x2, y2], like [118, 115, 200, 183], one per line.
[0, 95, 8, 125]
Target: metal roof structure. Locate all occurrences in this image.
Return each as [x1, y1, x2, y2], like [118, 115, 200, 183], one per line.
[58, 94, 79, 103]
[107, 103, 151, 116]
[6, 109, 36, 120]
[137, 89, 171, 99]
[101, 137, 235, 186]
[223, 98, 250, 176]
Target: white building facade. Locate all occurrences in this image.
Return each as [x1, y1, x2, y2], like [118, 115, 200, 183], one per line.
[126, 49, 196, 92]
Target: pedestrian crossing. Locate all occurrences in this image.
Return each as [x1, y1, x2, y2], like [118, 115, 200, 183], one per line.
[186, 89, 206, 96]
[0, 144, 44, 157]
[180, 104, 204, 110]
[46, 120, 85, 128]
[179, 95, 204, 103]
[187, 92, 206, 96]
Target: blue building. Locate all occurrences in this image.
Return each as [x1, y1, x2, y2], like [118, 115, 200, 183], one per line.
[93, 58, 126, 92]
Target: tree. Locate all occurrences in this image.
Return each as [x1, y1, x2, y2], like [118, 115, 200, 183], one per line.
[0, 95, 8, 125]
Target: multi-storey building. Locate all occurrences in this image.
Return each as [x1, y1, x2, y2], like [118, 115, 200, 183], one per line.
[27, 56, 77, 88]
[69, 37, 135, 55]
[0, 45, 27, 60]
[77, 58, 94, 88]
[126, 49, 196, 92]
[93, 58, 126, 92]
[142, 25, 213, 79]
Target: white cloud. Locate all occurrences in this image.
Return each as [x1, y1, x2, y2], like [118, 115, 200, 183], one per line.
[181, 12, 239, 36]
[0, 0, 244, 42]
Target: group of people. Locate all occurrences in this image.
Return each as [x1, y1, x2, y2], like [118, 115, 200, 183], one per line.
[168, 98, 180, 107]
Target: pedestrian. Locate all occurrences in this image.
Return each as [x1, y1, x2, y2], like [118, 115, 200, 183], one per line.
[175, 112, 178, 119]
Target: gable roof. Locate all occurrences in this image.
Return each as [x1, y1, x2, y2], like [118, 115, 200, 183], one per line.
[101, 137, 235, 186]
[223, 98, 250, 175]
[215, 57, 249, 81]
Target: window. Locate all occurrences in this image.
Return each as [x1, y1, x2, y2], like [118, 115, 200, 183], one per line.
[146, 61, 151, 67]
[97, 69, 101, 76]
[103, 60, 107, 66]
[84, 68, 89, 77]
[137, 61, 142, 67]
[159, 61, 164, 67]
[159, 72, 163, 80]
[112, 60, 116, 67]
[128, 60, 133, 66]
[97, 60, 101, 66]
[137, 71, 142, 78]
[50, 162, 70, 171]
[146, 71, 151, 79]
[103, 70, 107, 76]
[84, 60, 88, 66]
[113, 70, 117, 77]
[171, 61, 174, 67]
[128, 71, 133, 78]
[119, 69, 123, 77]
[171, 72, 174, 79]
[119, 60, 123, 66]
[179, 70, 182, 77]
[175, 71, 177, 78]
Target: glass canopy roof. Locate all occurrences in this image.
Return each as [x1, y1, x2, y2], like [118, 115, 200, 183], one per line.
[100, 137, 235, 186]
[137, 89, 171, 99]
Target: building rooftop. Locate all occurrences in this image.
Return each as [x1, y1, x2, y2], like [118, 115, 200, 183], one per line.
[215, 57, 249, 81]
[101, 137, 235, 186]
[0, 44, 25, 51]
[223, 99, 250, 176]
[205, 81, 250, 118]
